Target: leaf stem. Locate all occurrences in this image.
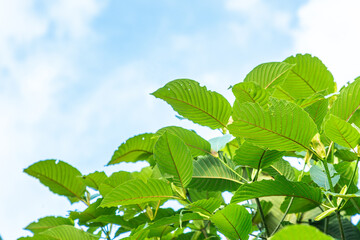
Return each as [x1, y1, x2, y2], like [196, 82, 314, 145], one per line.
[336, 210, 345, 240]
[255, 197, 270, 238]
[338, 156, 360, 209]
[271, 197, 294, 235]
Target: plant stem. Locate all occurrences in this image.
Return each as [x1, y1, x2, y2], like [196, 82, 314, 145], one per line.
[271, 197, 294, 235]
[255, 197, 270, 238]
[336, 210, 345, 240]
[322, 157, 335, 193]
[338, 156, 360, 209]
[324, 217, 329, 234]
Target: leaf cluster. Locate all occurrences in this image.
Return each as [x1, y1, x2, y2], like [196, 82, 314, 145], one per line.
[21, 54, 360, 239]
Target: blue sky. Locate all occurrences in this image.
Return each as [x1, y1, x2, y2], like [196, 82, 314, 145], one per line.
[1, 0, 360, 239]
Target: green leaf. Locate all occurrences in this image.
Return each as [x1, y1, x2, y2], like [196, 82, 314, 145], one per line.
[156, 126, 211, 157]
[232, 82, 270, 109]
[154, 132, 193, 188]
[263, 159, 296, 181]
[234, 141, 283, 169]
[187, 155, 243, 192]
[228, 98, 317, 151]
[186, 198, 222, 217]
[24, 160, 86, 203]
[100, 179, 178, 207]
[281, 54, 335, 99]
[310, 163, 340, 190]
[231, 176, 322, 206]
[107, 133, 157, 165]
[151, 79, 232, 129]
[148, 213, 203, 229]
[211, 204, 252, 240]
[70, 198, 117, 226]
[324, 114, 360, 149]
[280, 196, 319, 213]
[99, 171, 133, 196]
[243, 62, 294, 89]
[252, 200, 273, 225]
[304, 98, 329, 130]
[25, 216, 73, 234]
[84, 171, 107, 190]
[335, 149, 358, 162]
[330, 77, 360, 121]
[38, 225, 99, 240]
[271, 225, 333, 240]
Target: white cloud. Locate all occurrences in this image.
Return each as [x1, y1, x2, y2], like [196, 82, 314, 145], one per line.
[292, 0, 360, 87]
[0, 1, 105, 239]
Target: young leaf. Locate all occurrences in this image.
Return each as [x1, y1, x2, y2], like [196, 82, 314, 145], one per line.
[330, 77, 360, 121]
[243, 62, 294, 89]
[151, 79, 232, 129]
[24, 160, 86, 203]
[232, 82, 270, 109]
[156, 126, 211, 157]
[228, 98, 317, 151]
[233, 141, 283, 169]
[281, 54, 335, 99]
[100, 179, 178, 207]
[25, 216, 73, 234]
[154, 131, 193, 188]
[271, 225, 333, 240]
[324, 114, 360, 149]
[211, 204, 252, 240]
[107, 133, 157, 165]
[231, 175, 322, 206]
[187, 155, 243, 192]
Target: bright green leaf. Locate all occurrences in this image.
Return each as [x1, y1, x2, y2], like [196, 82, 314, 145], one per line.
[270, 224, 333, 240]
[25, 216, 73, 234]
[232, 82, 270, 109]
[156, 126, 211, 157]
[24, 160, 86, 203]
[211, 204, 252, 240]
[99, 171, 133, 196]
[38, 225, 99, 240]
[186, 198, 222, 217]
[330, 77, 360, 121]
[234, 141, 283, 169]
[107, 133, 157, 165]
[281, 54, 335, 99]
[100, 179, 178, 207]
[154, 132, 193, 188]
[231, 176, 322, 206]
[228, 99, 317, 151]
[263, 159, 296, 181]
[243, 62, 294, 89]
[151, 79, 232, 129]
[187, 155, 243, 192]
[324, 114, 360, 149]
[84, 171, 107, 191]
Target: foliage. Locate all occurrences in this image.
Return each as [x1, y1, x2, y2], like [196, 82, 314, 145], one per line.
[21, 54, 360, 239]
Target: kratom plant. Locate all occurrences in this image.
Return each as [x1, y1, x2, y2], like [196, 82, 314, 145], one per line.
[20, 54, 360, 240]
